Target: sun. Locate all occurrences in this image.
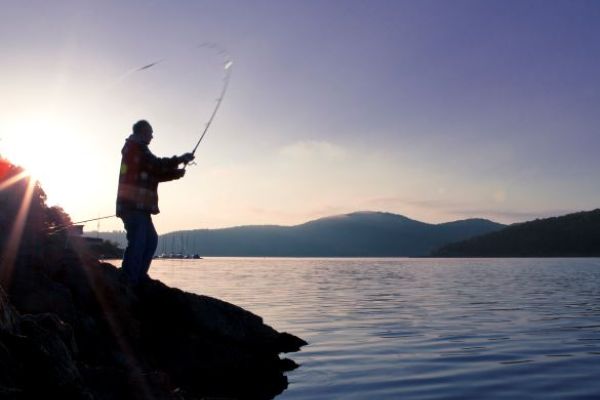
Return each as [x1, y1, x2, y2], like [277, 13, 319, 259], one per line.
[2, 115, 91, 206]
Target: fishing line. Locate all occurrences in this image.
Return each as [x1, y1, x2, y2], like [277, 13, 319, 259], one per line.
[189, 58, 232, 162]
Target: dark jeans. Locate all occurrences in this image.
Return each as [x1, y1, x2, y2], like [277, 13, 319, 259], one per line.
[120, 210, 158, 285]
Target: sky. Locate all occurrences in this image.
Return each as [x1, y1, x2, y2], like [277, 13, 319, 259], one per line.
[1, 0, 599, 233]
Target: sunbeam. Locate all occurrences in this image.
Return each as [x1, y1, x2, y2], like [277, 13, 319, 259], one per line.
[0, 175, 36, 287]
[0, 170, 30, 192]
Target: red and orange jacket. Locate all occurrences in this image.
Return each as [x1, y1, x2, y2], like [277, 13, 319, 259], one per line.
[116, 135, 183, 216]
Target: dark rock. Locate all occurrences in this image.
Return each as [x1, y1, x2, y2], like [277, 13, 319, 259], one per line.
[277, 332, 309, 353]
[0, 288, 20, 397]
[279, 358, 300, 372]
[0, 258, 306, 399]
[0, 287, 91, 399]
[16, 313, 91, 399]
[7, 265, 77, 325]
[0, 287, 19, 334]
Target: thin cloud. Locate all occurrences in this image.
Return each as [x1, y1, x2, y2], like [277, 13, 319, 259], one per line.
[450, 208, 577, 223]
[363, 196, 576, 224]
[279, 140, 347, 161]
[366, 196, 466, 210]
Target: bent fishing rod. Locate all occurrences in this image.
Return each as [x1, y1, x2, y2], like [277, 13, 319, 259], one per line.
[187, 59, 233, 165]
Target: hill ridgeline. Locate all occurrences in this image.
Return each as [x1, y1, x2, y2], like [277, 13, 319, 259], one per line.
[432, 209, 600, 257]
[91, 212, 505, 257]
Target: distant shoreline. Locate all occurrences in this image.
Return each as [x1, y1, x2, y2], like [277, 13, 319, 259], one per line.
[91, 209, 600, 259]
[103, 255, 600, 262]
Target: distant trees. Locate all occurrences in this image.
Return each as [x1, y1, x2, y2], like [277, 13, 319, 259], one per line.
[0, 157, 122, 270]
[432, 209, 600, 257]
[0, 158, 47, 254]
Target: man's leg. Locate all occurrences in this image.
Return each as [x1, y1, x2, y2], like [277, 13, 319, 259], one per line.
[141, 215, 158, 279]
[121, 211, 148, 285]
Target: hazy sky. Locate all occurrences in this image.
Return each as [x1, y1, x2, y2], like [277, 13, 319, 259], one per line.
[1, 0, 599, 233]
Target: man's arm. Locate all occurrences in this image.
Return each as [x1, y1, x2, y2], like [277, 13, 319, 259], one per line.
[142, 148, 194, 181]
[158, 167, 186, 182]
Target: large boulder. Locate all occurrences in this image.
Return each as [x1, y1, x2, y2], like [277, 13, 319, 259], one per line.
[0, 287, 20, 398]
[1, 258, 306, 399]
[0, 287, 91, 399]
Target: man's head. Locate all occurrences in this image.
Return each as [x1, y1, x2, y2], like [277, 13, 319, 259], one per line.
[132, 120, 153, 144]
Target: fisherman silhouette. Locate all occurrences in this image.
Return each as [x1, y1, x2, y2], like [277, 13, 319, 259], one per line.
[116, 120, 194, 285]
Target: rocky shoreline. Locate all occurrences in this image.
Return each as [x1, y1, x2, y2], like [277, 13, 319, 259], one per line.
[0, 159, 306, 399]
[0, 255, 306, 400]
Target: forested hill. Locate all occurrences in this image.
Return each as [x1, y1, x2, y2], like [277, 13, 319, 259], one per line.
[145, 211, 504, 257]
[431, 209, 600, 257]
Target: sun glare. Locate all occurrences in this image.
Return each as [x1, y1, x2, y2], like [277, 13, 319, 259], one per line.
[3, 116, 91, 206]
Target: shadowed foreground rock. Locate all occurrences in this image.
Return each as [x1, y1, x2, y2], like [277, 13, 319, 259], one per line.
[0, 259, 306, 399]
[0, 158, 306, 399]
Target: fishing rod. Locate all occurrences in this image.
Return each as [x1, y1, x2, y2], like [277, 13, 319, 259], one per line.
[190, 59, 233, 158]
[47, 214, 116, 235]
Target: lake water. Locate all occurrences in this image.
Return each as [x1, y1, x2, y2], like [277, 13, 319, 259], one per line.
[145, 258, 600, 399]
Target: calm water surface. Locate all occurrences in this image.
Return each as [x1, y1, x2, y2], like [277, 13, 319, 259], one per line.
[146, 258, 600, 399]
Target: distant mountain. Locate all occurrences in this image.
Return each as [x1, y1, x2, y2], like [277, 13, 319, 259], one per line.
[141, 211, 504, 257]
[431, 209, 600, 257]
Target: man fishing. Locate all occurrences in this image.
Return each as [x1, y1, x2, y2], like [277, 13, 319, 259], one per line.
[116, 120, 194, 286]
